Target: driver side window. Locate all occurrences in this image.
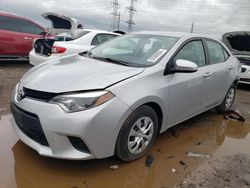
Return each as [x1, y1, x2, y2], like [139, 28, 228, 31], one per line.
[174, 40, 206, 67]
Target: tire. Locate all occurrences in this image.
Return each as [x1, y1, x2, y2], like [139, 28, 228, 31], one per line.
[115, 105, 158, 162]
[215, 84, 236, 113]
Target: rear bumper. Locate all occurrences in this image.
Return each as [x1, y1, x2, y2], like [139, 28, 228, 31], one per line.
[29, 49, 60, 66]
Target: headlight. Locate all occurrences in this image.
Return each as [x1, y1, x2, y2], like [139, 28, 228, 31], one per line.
[49, 91, 114, 112]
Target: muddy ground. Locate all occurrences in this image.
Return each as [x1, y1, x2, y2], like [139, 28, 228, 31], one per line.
[0, 61, 250, 188]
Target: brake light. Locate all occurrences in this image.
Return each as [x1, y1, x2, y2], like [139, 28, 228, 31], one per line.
[52, 46, 66, 53]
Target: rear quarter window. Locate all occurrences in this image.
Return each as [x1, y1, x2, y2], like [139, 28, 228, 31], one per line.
[205, 40, 228, 64]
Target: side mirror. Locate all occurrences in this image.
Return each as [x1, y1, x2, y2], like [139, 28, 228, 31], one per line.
[175, 59, 198, 73]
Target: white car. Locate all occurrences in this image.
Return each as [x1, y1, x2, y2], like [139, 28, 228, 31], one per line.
[235, 55, 250, 84]
[223, 31, 250, 84]
[29, 12, 120, 66]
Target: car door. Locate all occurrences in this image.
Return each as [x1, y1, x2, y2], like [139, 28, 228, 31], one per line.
[18, 19, 44, 55]
[0, 15, 24, 57]
[166, 39, 217, 126]
[203, 39, 234, 104]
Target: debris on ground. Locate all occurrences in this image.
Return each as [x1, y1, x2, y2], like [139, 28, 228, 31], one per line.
[187, 152, 210, 159]
[224, 110, 245, 122]
[196, 142, 202, 146]
[145, 154, 154, 167]
[170, 130, 180, 137]
[179, 160, 186, 166]
[167, 155, 176, 159]
[109, 164, 119, 170]
[156, 148, 162, 153]
[172, 168, 177, 173]
[0, 108, 6, 112]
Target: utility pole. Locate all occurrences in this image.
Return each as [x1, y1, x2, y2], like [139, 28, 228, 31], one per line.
[111, 0, 120, 31]
[126, 0, 137, 32]
[190, 22, 194, 33]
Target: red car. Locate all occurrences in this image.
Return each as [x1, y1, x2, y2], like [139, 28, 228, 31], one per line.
[0, 12, 45, 60]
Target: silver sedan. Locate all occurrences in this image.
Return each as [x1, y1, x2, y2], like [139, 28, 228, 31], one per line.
[11, 32, 241, 161]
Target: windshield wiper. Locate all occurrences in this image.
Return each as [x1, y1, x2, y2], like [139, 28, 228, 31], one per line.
[91, 56, 129, 66]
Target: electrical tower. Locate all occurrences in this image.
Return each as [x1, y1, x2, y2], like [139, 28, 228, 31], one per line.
[111, 0, 120, 31]
[126, 0, 137, 32]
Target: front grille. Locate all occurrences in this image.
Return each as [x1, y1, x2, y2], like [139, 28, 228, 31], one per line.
[68, 136, 90, 153]
[23, 87, 57, 101]
[240, 78, 250, 82]
[11, 103, 49, 146]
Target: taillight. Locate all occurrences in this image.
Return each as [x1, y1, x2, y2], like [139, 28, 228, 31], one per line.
[52, 46, 66, 53]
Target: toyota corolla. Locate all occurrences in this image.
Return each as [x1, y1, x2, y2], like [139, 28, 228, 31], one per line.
[11, 32, 240, 161]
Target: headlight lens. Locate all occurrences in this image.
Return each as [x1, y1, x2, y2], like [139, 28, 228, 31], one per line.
[49, 91, 114, 112]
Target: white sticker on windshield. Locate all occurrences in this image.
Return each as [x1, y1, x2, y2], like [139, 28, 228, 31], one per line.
[147, 49, 168, 62]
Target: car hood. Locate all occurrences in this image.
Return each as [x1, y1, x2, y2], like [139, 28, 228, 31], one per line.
[222, 31, 250, 56]
[20, 55, 144, 93]
[42, 12, 77, 36]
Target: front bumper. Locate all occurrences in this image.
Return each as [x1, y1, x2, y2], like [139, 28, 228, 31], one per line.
[239, 65, 250, 84]
[11, 86, 132, 160]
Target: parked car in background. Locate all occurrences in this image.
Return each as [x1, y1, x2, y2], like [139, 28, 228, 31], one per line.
[11, 32, 240, 162]
[223, 31, 250, 84]
[29, 12, 120, 66]
[0, 12, 45, 60]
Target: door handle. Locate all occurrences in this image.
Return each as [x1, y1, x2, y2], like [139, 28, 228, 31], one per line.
[229, 65, 235, 70]
[24, 37, 33, 40]
[203, 72, 213, 78]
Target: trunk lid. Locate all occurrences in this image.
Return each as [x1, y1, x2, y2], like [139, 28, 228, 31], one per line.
[42, 12, 77, 36]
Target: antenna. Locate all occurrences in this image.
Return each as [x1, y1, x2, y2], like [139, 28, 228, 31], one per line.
[111, 0, 120, 31]
[126, 0, 137, 32]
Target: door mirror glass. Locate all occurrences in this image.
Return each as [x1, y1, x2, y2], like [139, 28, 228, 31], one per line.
[175, 59, 198, 73]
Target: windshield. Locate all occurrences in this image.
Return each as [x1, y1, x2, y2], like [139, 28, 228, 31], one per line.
[88, 34, 178, 67]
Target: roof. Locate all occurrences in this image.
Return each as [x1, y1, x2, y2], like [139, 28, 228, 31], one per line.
[132, 30, 218, 40]
[83, 29, 120, 35]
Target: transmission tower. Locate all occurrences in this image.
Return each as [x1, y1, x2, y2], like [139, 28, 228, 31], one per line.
[126, 0, 137, 32]
[111, 0, 120, 31]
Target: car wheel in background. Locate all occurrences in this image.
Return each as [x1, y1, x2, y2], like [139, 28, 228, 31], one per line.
[216, 84, 236, 113]
[115, 105, 158, 162]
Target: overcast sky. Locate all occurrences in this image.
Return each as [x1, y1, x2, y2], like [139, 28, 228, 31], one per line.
[1, 0, 250, 37]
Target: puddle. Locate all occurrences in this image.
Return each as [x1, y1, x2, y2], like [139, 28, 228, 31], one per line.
[1, 111, 250, 188]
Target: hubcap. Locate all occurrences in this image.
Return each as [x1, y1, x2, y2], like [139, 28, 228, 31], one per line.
[127, 116, 154, 155]
[225, 88, 235, 110]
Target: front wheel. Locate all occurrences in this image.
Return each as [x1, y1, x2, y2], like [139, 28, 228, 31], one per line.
[115, 106, 158, 162]
[215, 84, 236, 113]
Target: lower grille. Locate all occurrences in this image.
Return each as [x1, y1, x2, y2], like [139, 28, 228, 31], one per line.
[240, 78, 250, 82]
[68, 136, 90, 153]
[11, 103, 49, 146]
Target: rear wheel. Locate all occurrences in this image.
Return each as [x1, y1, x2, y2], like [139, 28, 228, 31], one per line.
[115, 106, 158, 162]
[215, 84, 236, 113]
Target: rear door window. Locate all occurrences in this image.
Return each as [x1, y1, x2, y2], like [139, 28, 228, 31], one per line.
[18, 19, 43, 35]
[0, 15, 21, 32]
[205, 40, 226, 64]
[174, 40, 206, 67]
